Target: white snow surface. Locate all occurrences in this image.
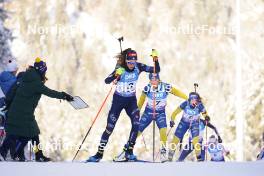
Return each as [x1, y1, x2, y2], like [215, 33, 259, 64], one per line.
[0, 161, 263, 176]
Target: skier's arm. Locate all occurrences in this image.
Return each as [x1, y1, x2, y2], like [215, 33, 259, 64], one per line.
[171, 106, 183, 121]
[207, 121, 220, 137]
[170, 86, 188, 100]
[137, 61, 160, 73]
[104, 70, 117, 84]
[137, 92, 147, 111]
[105, 68, 125, 84]
[221, 144, 230, 156]
[171, 101, 187, 121]
[199, 103, 209, 119]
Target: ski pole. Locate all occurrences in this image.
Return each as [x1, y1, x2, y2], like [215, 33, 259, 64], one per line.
[194, 83, 198, 93]
[205, 120, 208, 161]
[141, 133, 148, 151]
[72, 83, 115, 162]
[151, 49, 157, 162]
[29, 145, 32, 161]
[118, 36, 124, 53]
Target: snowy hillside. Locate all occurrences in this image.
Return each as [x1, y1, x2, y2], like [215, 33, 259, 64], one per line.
[0, 161, 263, 176]
[0, 0, 263, 162]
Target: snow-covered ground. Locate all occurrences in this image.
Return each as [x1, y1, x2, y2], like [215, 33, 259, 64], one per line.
[0, 161, 263, 176]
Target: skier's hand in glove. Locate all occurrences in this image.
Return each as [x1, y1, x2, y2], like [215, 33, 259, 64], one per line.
[115, 67, 125, 76]
[62, 92, 74, 102]
[204, 115, 210, 124]
[218, 136, 223, 143]
[150, 49, 159, 62]
[170, 120, 175, 128]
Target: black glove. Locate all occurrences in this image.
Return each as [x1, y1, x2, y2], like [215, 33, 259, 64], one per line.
[62, 92, 74, 101]
[218, 136, 223, 143]
[170, 120, 175, 128]
[204, 116, 210, 123]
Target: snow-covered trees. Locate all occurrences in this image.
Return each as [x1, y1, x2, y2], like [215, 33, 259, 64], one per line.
[0, 0, 13, 69]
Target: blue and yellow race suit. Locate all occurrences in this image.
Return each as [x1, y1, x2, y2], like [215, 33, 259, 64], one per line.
[137, 82, 187, 147]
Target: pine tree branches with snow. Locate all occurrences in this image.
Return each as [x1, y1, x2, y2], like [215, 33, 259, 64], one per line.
[0, 0, 13, 69]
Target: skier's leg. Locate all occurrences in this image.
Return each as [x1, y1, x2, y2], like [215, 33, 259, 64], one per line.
[156, 112, 167, 148]
[138, 109, 152, 137]
[168, 120, 189, 161]
[114, 109, 151, 161]
[99, 104, 123, 153]
[124, 96, 140, 159]
[178, 140, 193, 161]
[200, 142, 205, 161]
[155, 112, 168, 162]
[190, 120, 202, 161]
[88, 94, 124, 162]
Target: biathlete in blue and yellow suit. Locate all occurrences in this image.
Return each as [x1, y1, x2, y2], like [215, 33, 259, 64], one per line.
[168, 92, 210, 161]
[136, 73, 187, 162]
[177, 119, 222, 161]
[86, 48, 160, 162]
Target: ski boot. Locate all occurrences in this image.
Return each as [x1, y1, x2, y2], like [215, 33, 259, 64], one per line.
[114, 143, 137, 162]
[125, 142, 137, 161]
[86, 142, 106, 162]
[125, 152, 137, 161]
[160, 148, 167, 163]
[86, 152, 103, 162]
[113, 143, 129, 162]
[113, 148, 126, 162]
[197, 155, 203, 162]
[35, 151, 51, 162]
[168, 149, 175, 162]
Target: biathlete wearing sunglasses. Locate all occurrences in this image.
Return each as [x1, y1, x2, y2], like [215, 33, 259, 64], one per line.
[86, 48, 160, 162]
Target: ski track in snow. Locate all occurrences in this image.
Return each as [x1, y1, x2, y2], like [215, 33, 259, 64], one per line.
[0, 161, 263, 176]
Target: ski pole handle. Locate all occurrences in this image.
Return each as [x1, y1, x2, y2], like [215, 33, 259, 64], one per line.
[194, 83, 198, 92]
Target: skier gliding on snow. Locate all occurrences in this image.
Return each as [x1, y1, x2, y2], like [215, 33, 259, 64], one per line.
[168, 92, 210, 161]
[177, 119, 222, 161]
[114, 72, 187, 162]
[86, 48, 160, 162]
